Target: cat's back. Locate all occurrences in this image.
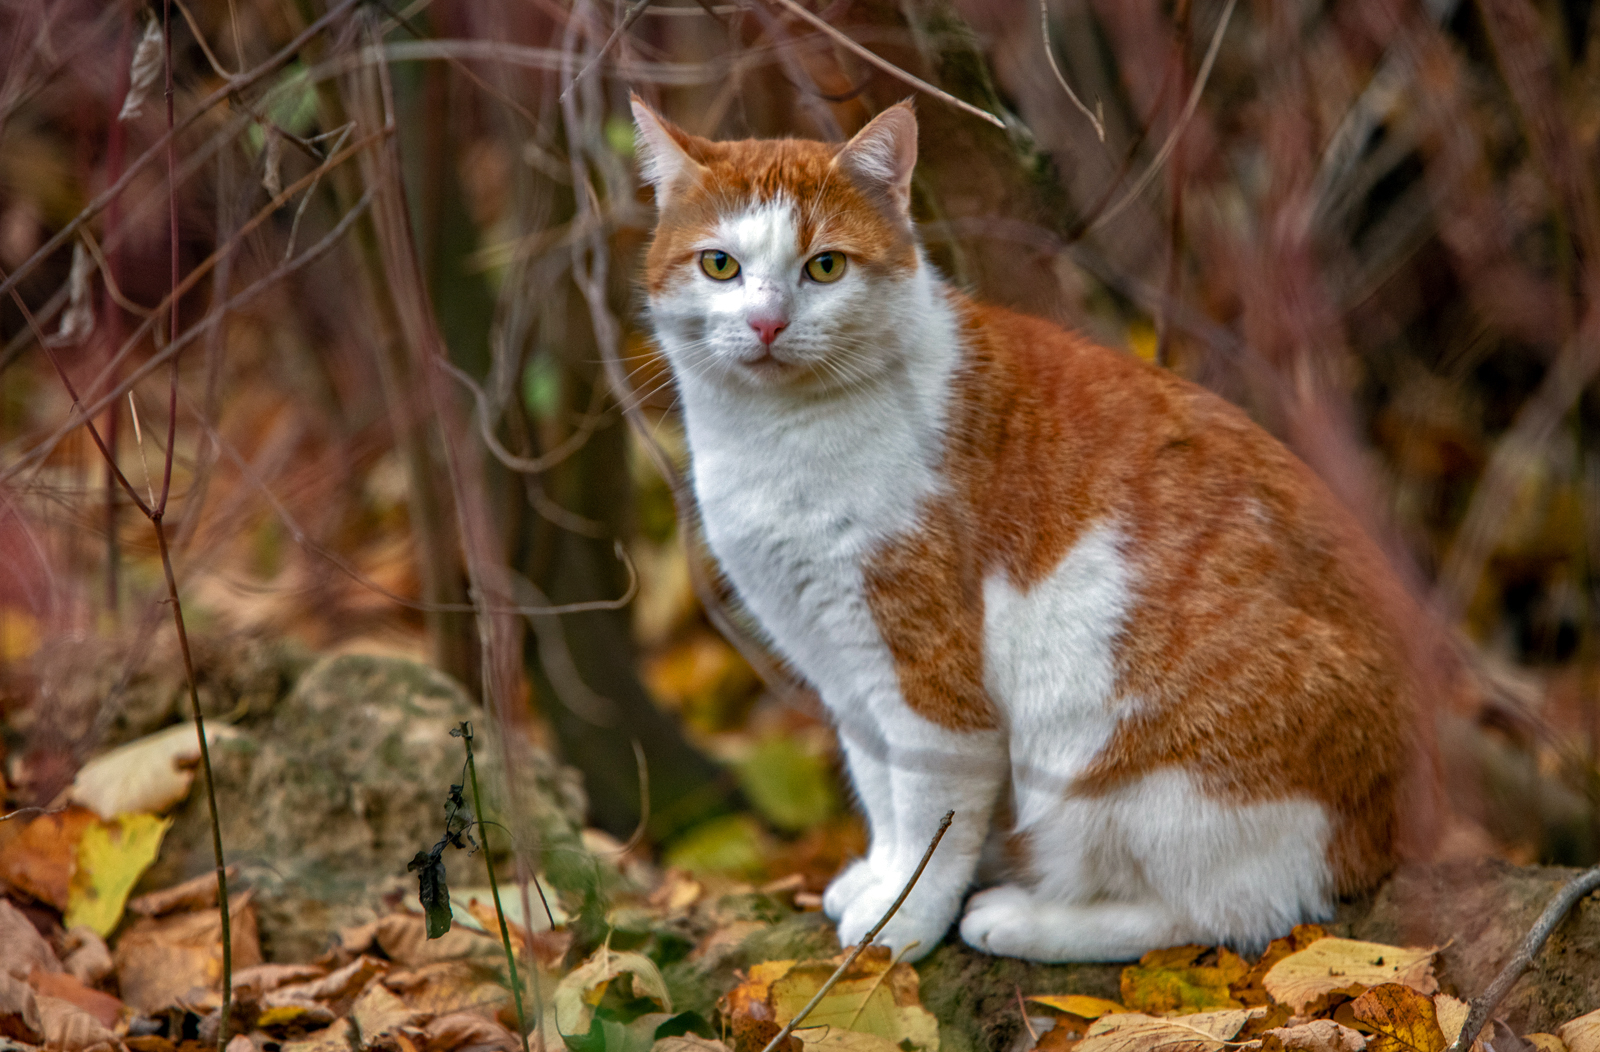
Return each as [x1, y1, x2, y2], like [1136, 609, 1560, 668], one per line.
[951, 297, 1413, 892]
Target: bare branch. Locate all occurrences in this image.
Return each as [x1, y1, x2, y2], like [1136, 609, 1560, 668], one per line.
[1039, 0, 1104, 142]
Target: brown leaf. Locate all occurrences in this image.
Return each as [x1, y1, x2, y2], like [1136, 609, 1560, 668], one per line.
[1348, 984, 1446, 1052]
[654, 1038, 733, 1052]
[127, 868, 235, 919]
[351, 982, 419, 1044]
[1559, 1009, 1600, 1052]
[59, 928, 114, 988]
[255, 1000, 338, 1037]
[269, 957, 387, 1013]
[1262, 942, 1437, 1015]
[26, 969, 122, 1029]
[381, 962, 507, 1018]
[0, 972, 44, 1044]
[231, 964, 328, 1001]
[34, 993, 120, 1052]
[1260, 1020, 1367, 1052]
[423, 1012, 522, 1052]
[0, 900, 61, 980]
[338, 913, 495, 969]
[0, 807, 98, 910]
[1121, 947, 1249, 1016]
[1523, 1034, 1568, 1052]
[112, 892, 263, 1013]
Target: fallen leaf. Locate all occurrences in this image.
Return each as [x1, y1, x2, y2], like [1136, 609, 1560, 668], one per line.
[736, 735, 840, 834]
[1559, 1009, 1600, 1052]
[231, 964, 328, 1000]
[351, 981, 418, 1044]
[256, 1001, 338, 1036]
[66, 813, 172, 936]
[339, 913, 496, 968]
[1430, 995, 1488, 1052]
[1122, 947, 1249, 1015]
[552, 945, 672, 1037]
[268, 956, 387, 1012]
[1077, 1007, 1267, 1052]
[1261, 1020, 1367, 1052]
[1523, 1035, 1568, 1052]
[58, 928, 113, 988]
[69, 725, 241, 820]
[1348, 985, 1446, 1052]
[0, 806, 98, 909]
[0, 900, 61, 980]
[280, 1019, 357, 1052]
[1029, 997, 1130, 1021]
[766, 949, 938, 1052]
[128, 868, 235, 918]
[1234, 927, 1328, 1007]
[1263, 942, 1437, 1014]
[112, 891, 263, 1013]
[25, 970, 121, 1029]
[423, 1011, 521, 1052]
[226, 1034, 255, 1052]
[381, 961, 507, 1018]
[34, 994, 119, 1052]
[0, 973, 43, 1044]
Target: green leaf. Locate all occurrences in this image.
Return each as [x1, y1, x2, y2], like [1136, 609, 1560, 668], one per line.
[661, 815, 769, 878]
[736, 736, 840, 833]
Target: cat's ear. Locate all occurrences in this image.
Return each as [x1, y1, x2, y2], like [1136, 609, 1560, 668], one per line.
[630, 95, 703, 209]
[835, 101, 918, 218]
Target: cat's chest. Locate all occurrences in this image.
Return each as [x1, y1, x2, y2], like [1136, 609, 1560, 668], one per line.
[686, 399, 940, 669]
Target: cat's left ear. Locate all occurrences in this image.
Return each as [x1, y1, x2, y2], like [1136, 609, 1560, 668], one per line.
[630, 94, 704, 210]
[835, 101, 918, 219]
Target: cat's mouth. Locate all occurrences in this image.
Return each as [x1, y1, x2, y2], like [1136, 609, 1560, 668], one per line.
[736, 348, 797, 377]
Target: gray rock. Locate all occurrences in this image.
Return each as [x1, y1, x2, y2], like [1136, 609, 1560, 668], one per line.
[148, 653, 587, 961]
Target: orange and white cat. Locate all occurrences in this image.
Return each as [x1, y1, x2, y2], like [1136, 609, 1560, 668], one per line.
[631, 97, 1413, 963]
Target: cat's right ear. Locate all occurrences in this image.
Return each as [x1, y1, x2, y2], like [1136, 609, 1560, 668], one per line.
[631, 95, 702, 210]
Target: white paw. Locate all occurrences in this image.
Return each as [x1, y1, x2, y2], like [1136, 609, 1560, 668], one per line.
[834, 879, 958, 963]
[958, 883, 1040, 958]
[822, 858, 879, 922]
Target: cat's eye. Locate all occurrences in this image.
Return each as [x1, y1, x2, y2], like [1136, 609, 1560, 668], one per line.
[805, 251, 847, 283]
[700, 250, 740, 281]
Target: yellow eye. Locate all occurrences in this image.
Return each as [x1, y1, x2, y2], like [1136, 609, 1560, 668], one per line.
[700, 250, 740, 280]
[805, 251, 847, 283]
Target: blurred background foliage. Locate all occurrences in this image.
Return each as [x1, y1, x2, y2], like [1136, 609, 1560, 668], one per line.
[1, 0, 1598, 888]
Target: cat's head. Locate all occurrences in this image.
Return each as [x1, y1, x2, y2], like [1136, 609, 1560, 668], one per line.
[631, 98, 926, 393]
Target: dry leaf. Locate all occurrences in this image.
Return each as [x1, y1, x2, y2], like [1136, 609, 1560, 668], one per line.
[0, 972, 44, 1044]
[0, 806, 98, 910]
[52, 242, 94, 345]
[1524, 1035, 1568, 1052]
[128, 868, 234, 918]
[720, 948, 937, 1052]
[281, 1020, 358, 1052]
[1077, 1007, 1267, 1052]
[34, 993, 119, 1052]
[118, 16, 163, 121]
[351, 981, 418, 1044]
[70, 725, 241, 821]
[381, 961, 507, 1018]
[654, 1038, 733, 1052]
[112, 892, 263, 1013]
[1122, 947, 1249, 1015]
[1234, 927, 1329, 1007]
[256, 1001, 338, 1036]
[231, 964, 328, 1000]
[339, 913, 495, 968]
[0, 900, 61, 980]
[1261, 1019, 1367, 1052]
[268, 956, 387, 1011]
[1030, 997, 1130, 1021]
[26, 970, 121, 1029]
[1262, 941, 1437, 1014]
[59, 928, 113, 988]
[1430, 995, 1488, 1052]
[552, 945, 672, 1037]
[423, 1012, 522, 1052]
[66, 813, 173, 936]
[1348, 985, 1446, 1052]
[1559, 1009, 1600, 1052]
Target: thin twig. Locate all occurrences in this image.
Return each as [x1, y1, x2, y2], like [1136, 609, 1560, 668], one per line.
[759, 811, 954, 1052]
[560, 0, 653, 102]
[1089, 0, 1236, 233]
[1039, 0, 1103, 142]
[1448, 864, 1600, 1052]
[763, 0, 1006, 129]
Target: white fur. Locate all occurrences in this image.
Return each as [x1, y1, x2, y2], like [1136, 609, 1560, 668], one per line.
[645, 193, 1336, 964]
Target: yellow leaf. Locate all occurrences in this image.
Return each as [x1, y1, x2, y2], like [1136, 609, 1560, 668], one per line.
[1262, 940, 1437, 1014]
[1030, 996, 1130, 1020]
[1078, 1007, 1267, 1052]
[66, 813, 172, 937]
[1121, 947, 1249, 1015]
[1524, 1035, 1568, 1052]
[1348, 984, 1446, 1052]
[770, 952, 938, 1052]
[1559, 1009, 1600, 1052]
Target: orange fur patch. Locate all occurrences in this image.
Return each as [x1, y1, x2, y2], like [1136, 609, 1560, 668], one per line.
[861, 295, 1412, 893]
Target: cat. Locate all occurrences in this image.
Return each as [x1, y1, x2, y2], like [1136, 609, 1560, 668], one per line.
[630, 96, 1416, 963]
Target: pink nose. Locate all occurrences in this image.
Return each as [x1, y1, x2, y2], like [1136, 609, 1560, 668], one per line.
[749, 315, 788, 345]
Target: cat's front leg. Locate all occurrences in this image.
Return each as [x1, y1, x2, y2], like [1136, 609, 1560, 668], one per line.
[830, 716, 1006, 961]
[822, 721, 898, 922]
